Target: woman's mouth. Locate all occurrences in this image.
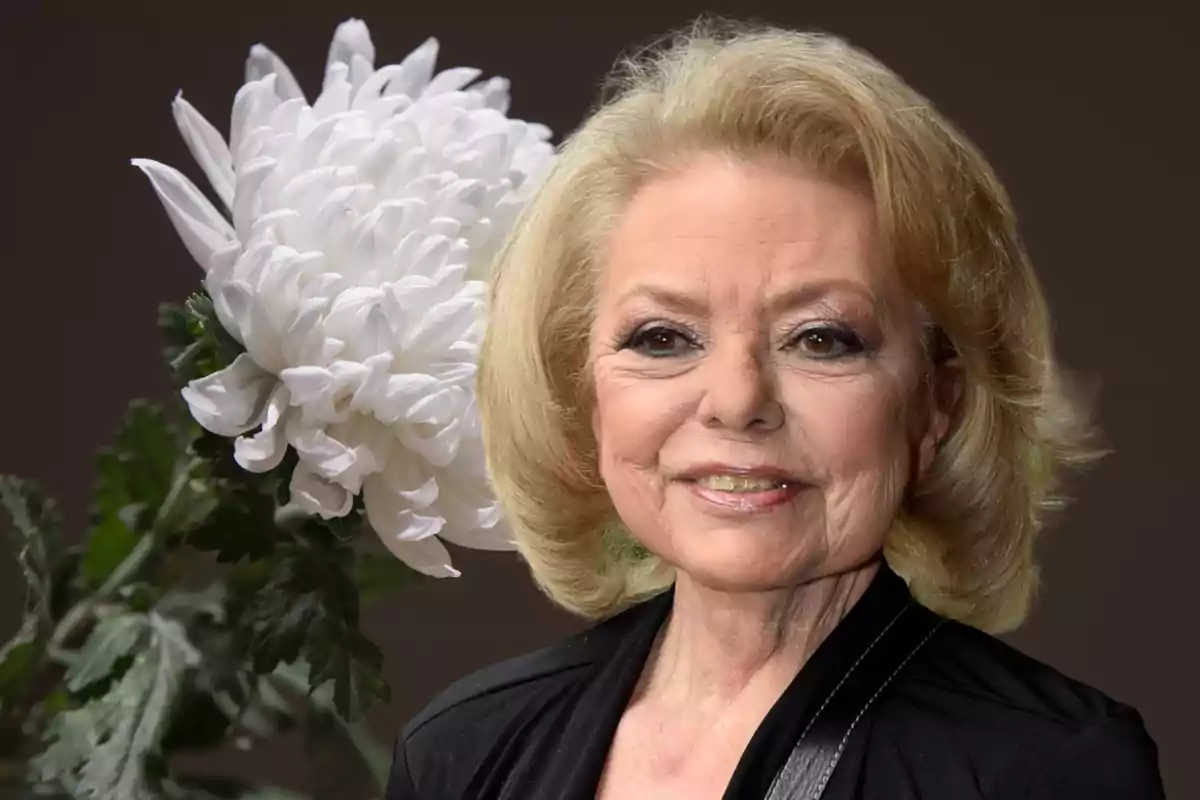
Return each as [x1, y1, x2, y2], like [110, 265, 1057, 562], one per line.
[680, 474, 802, 513]
[692, 474, 787, 492]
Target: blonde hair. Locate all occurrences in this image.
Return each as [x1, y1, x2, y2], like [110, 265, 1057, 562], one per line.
[478, 19, 1101, 633]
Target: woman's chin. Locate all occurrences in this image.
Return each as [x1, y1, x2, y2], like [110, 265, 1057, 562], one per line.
[662, 529, 822, 594]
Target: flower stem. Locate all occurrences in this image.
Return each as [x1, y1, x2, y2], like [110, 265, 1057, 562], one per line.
[270, 663, 390, 791]
[48, 457, 203, 664]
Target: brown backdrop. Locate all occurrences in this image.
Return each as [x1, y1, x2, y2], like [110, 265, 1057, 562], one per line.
[1, 3, 1195, 798]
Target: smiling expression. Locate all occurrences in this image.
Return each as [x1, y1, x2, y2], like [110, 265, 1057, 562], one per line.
[588, 153, 946, 592]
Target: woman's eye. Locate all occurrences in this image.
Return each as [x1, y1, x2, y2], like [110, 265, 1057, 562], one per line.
[791, 326, 866, 359]
[626, 325, 695, 358]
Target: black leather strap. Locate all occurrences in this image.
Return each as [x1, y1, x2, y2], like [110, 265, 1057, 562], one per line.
[763, 600, 945, 800]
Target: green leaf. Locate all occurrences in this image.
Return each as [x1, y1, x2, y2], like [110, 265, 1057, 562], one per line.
[322, 495, 367, 543]
[273, 661, 390, 792]
[82, 523, 141, 588]
[0, 617, 40, 716]
[158, 628, 242, 754]
[157, 685, 238, 754]
[307, 628, 389, 722]
[48, 548, 85, 622]
[83, 401, 189, 588]
[99, 402, 179, 521]
[185, 432, 285, 563]
[156, 585, 227, 625]
[0, 478, 61, 719]
[187, 503, 279, 563]
[78, 401, 212, 598]
[34, 612, 200, 799]
[42, 688, 70, 715]
[236, 558, 324, 674]
[0, 619, 38, 686]
[158, 596, 298, 754]
[65, 613, 148, 692]
[229, 543, 388, 721]
[356, 552, 422, 608]
[0, 476, 61, 623]
[159, 293, 244, 384]
[232, 674, 296, 739]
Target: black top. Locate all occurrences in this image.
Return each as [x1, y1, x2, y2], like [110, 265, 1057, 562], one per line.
[386, 564, 1164, 799]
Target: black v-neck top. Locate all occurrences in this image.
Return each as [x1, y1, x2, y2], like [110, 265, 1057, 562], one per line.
[385, 564, 1164, 799]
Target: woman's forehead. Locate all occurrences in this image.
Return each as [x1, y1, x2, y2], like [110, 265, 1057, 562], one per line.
[594, 155, 900, 314]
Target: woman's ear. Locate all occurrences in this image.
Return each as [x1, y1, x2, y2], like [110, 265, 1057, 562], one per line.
[917, 357, 963, 478]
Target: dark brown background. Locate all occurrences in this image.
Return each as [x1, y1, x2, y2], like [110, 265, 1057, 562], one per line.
[1, 3, 1195, 798]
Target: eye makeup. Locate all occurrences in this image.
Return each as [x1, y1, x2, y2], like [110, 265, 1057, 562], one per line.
[782, 323, 871, 360]
[614, 319, 701, 358]
[612, 314, 877, 363]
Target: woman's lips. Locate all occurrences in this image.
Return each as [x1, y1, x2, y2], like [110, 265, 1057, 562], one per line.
[682, 479, 802, 513]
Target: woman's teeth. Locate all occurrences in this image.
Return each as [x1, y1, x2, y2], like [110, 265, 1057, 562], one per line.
[694, 475, 785, 492]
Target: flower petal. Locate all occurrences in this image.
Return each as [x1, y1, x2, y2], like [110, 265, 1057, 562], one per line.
[218, 279, 284, 374]
[232, 156, 278, 242]
[245, 44, 305, 101]
[373, 373, 441, 424]
[383, 534, 459, 579]
[425, 360, 476, 387]
[375, 448, 439, 509]
[278, 365, 341, 419]
[233, 383, 291, 472]
[280, 299, 334, 366]
[230, 76, 281, 170]
[268, 96, 307, 137]
[289, 425, 360, 479]
[363, 474, 458, 577]
[437, 516, 513, 551]
[290, 462, 353, 518]
[314, 62, 352, 119]
[205, 243, 246, 343]
[405, 386, 465, 426]
[422, 67, 481, 98]
[327, 18, 375, 74]
[131, 159, 235, 273]
[433, 460, 513, 551]
[473, 76, 511, 113]
[397, 417, 463, 468]
[172, 93, 235, 209]
[287, 411, 382, 493]
[384, 37, 438, 99]
[181, 353, 275, 437]
[352, 64, 405, 109]
[349, 54, 374, 100]
[403, 296, 481, 354]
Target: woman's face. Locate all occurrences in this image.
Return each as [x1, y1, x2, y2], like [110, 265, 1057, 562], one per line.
[589, 153, 947, 592]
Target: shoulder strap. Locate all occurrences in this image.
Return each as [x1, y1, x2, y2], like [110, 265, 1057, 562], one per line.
[764, 600, 945, 800]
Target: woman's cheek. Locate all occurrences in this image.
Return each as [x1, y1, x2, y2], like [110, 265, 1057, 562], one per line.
[780, 372, 913, 477]
[594, 366, 696, 470]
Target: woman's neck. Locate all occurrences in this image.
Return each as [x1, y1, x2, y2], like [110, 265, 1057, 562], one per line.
[639, 560, 882, 710]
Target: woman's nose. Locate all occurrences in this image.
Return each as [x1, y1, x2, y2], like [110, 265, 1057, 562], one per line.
[697, 346, 785, 434]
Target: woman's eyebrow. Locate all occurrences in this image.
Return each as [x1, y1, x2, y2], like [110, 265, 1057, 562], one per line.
[613, 285, 708, 316]
[613, 279, 877, 316]
[764, 280, 877, 316]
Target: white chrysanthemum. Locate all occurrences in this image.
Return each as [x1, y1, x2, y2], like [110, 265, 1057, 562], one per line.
[133, 19, 553, 577]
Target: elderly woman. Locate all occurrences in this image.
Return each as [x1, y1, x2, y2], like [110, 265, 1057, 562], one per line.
[386, 21, 1163, 800]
